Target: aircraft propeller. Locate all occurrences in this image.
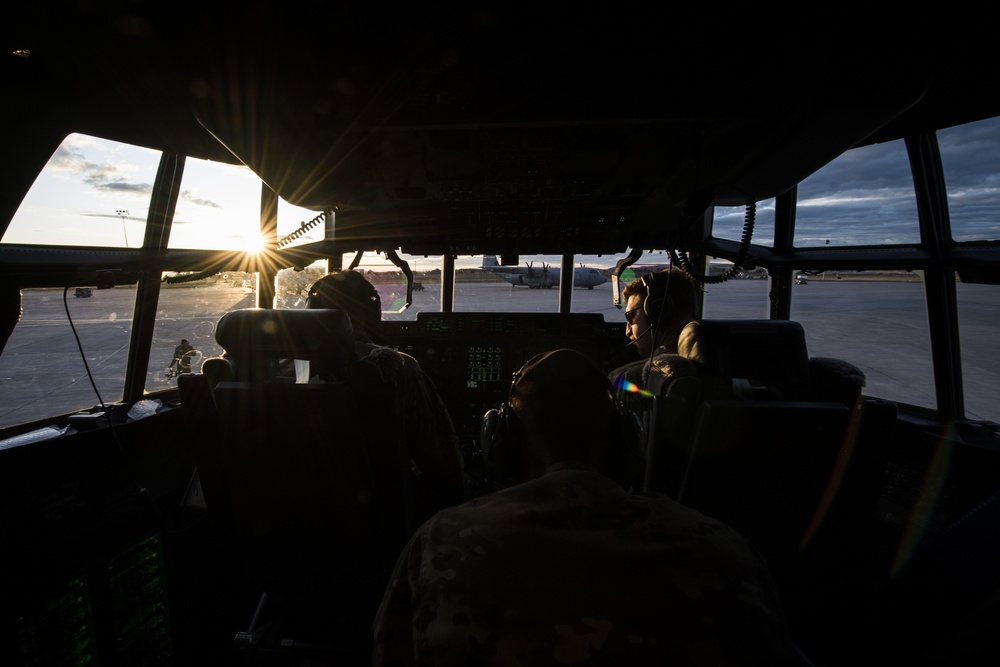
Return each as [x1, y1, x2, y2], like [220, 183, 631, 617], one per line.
[523, 260, 550, 279]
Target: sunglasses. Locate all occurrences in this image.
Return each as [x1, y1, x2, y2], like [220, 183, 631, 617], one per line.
[625, 308, 641, 324]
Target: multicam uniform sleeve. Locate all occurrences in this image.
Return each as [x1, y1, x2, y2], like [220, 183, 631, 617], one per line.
[367, 348, 469, 518]
[406, 363, 469, 516]
[372, 528, 424, 666]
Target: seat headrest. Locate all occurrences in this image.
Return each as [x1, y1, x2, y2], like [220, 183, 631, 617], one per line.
[677, 319, 810, 395]
[807, 356, 866, 406]
[215, 308, 356, 372]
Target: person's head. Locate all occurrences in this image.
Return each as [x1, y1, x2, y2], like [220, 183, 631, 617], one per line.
[621, 268, 698, 355]
[493, 349, 630, 483]
[181, 339, 190, 346]
[306, 270, 382, 342]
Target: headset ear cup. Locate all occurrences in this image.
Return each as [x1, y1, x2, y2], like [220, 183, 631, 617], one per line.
[643, 294, 664, 321]
[642, 274, 661, 320]
[481, 408, 501, 466]
[642, 273, 675, 324]
[481, 404, 519, 487]
[656, 294, 675, 323]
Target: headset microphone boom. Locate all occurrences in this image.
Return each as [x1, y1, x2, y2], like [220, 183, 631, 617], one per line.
[625, 324, 653, 347]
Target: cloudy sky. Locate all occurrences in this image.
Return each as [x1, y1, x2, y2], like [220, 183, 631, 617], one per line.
[711, 115, 1000, 249]
[4, 116, 998, 270]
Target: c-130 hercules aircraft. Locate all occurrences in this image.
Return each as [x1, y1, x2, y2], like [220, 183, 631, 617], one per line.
[480, 254, 609, 289]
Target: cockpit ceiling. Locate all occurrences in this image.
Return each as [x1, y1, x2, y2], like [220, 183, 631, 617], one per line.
[5, 4, 994, 254]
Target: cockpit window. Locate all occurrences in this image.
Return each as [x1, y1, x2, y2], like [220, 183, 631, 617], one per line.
[167, 156, 263, 251]
[712, 198, 776, 248]
[0, 286, 136, 429]
[940, 116, 1000, 421]
[2, 134, 159, 247]
[274, 253, 642, 321]
[3, 136, 268, 253]
[277, 198, 327, 249]
[940, 115, 1000, 244]
[794, 138, 918, 247]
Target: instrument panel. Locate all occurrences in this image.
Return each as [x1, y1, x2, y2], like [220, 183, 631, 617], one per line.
[382, 312, 631, 447]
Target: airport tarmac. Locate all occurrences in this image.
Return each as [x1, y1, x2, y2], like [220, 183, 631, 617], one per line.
[2, 279, 998, 429]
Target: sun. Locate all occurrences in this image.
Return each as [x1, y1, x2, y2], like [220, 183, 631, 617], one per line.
[240, 233, 266, 254]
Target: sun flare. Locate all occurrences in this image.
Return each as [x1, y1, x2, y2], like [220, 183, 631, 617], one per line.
[240, 233, 266, 254]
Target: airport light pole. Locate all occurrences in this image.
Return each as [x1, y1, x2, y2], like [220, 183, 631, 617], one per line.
[116, 209, 130, 247]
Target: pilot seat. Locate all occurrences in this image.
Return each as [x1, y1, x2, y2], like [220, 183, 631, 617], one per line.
[178, 308, 411, 663]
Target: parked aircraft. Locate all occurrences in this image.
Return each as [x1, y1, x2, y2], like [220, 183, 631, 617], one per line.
[1, 5, 997, 667]
[480, 255, 608, 289]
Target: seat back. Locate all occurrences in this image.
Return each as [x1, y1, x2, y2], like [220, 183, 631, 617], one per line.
[675, 399, 851, 567]
[211, 379, 401, 637]
[214, 307, 356, 381]
[677, 318, 812, 400]
[641, 375, 701, 495]
[644, 319, 819, 499]
[177, 372, 234, 526]
[178, 308, 409, 652]
[645, 319, 895, 657]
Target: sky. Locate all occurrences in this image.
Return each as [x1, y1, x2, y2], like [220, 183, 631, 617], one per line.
[3, 117, 998, 270]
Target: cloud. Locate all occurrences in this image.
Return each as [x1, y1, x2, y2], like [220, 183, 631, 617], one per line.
[46, 143, 224, 209]
[94, 179, 153, 194]
[179, 189, 221, 208]
[48, 144, 153, 196]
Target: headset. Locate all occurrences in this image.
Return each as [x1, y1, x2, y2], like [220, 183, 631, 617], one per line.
[640, 271, 675, 325]
[480, 397, 520, 489]
[480, 360, 644, 490]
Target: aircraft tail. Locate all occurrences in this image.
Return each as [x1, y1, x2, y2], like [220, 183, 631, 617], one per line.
[482, 254, 500, 268]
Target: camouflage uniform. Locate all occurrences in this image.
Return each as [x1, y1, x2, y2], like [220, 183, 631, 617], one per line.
[608, 344, 698, 402]
[372, 463, 799, 666]
[363, 344, 468, 525]
[304, 269, 468, 523]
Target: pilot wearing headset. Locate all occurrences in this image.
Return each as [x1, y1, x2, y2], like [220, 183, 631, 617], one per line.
[609, 268, 700, 398]
[306, 270, 468, 525]
[373, 348, 798, 666]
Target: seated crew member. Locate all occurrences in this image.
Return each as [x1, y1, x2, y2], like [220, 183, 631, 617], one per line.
[373, 348, 799, 666]
[609, 268, 700, 399]
[306, 270, 468, 523]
